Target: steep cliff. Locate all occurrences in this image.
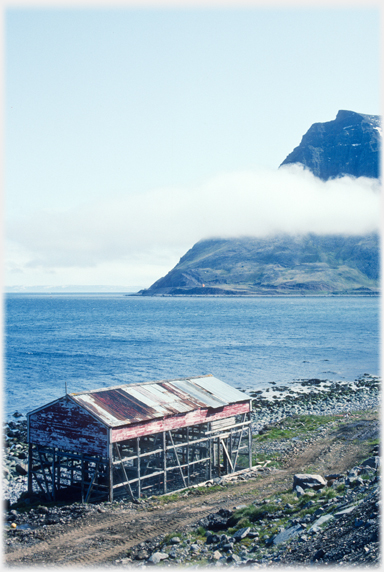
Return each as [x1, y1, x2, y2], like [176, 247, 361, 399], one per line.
[279, 110, 380, 180]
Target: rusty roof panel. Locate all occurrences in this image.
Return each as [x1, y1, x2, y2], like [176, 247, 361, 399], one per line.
[172, 379, 227, 409]
[69, 375, 249, 428]
[192, 376, 249, 403]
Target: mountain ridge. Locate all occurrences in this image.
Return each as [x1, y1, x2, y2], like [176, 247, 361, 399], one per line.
[279, 110, 380, 180]
[138, 110, 380, 297]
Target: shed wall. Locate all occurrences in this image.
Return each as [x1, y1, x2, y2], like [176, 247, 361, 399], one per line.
[28, 398, 108, 457]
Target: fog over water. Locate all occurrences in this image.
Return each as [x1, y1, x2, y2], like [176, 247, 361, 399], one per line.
[6, 166, 380, 289]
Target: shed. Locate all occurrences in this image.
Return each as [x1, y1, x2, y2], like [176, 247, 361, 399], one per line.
[27, 375, 252, 503]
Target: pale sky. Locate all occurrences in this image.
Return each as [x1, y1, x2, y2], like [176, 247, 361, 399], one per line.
[4, 4, 381, 291]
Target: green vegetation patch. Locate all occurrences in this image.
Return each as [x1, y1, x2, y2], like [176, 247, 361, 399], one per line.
[253, 413, 339, 442]
[227, 502, 280, 528]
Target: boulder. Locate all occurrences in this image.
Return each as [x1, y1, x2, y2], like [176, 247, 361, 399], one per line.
[15, 463, 28, 476]
[273, 524, 304, 545]
[233, 527, 251, 541]
[311, 548, 325, 562]
[206, 533, 220, 545]
[293, 474, 327, 490]
[361, 456, 380, 470]
[226, 554, 241, 563]
[199, 509, 232, 532]
[147, 552, 169, 564]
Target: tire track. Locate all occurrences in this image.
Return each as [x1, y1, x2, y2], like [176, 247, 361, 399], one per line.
[6, 472, 291, 567]
[6, 475, 288, 566]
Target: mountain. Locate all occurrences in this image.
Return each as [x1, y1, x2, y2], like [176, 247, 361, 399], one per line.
[139, 110, 380, 296]
[280, 110, 381, 180]
[138, 233, 379, 296]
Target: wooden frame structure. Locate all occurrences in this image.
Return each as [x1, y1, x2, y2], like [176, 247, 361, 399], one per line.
[27, 375, 252, 502]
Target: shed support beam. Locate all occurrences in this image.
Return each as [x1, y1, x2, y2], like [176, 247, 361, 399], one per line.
[162, 431, 167, 494]
[248, 411, 252, 469]
[108, 444, 113, 503]
[52, 452, 56, 501]
[28, 444, 33, 496]
[186, 427, 190, 487]
[137, 437, 141, 498]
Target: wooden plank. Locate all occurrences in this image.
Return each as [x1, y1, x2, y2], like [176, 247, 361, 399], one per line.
[111, 402, 250, 442]
[210, 417, 236, 432]
[221, 439, 234, 472]
[205, 420, 251, 435]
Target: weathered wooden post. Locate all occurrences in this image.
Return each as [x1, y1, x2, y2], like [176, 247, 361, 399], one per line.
[108, 443, 113, 503]
[27, 443, 33, 496]
[162, 431, 167, 494]
[137, 437, 141, 498]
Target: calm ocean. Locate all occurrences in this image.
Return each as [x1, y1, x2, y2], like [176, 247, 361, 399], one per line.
[4, 294, 380, 420]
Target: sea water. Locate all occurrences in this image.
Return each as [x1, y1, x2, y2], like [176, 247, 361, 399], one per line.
[4, 294, 380, 420]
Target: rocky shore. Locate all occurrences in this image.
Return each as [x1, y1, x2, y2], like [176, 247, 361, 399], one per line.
[249, 373, 380, 433]
[3, 374, 380, 567]
[3, 374, 379, 507]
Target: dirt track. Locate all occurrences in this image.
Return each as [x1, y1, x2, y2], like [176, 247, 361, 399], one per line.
[5, 412, 378, 567]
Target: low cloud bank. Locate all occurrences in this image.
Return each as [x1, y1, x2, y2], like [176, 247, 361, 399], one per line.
[6, 166, 381, 278]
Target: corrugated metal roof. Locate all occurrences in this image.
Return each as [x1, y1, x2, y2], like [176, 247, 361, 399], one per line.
[69, 375, 249, 428]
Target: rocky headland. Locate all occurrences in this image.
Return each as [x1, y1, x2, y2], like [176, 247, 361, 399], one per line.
[138, 233, 379, 297]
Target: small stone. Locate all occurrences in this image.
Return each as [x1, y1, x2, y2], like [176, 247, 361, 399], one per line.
[170, 536, 181, 545]
[147, 552, 169, 564]
[248, 531, 259, 539]
[135, 550, 149, 560]
[233, 527, 251, 541]
[226, 554, 241, 563]
[312, 548, 325, 561]
[211, 550, 222, 561]
[15, 463, 28, 476]
[206, 533, 220, 544]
